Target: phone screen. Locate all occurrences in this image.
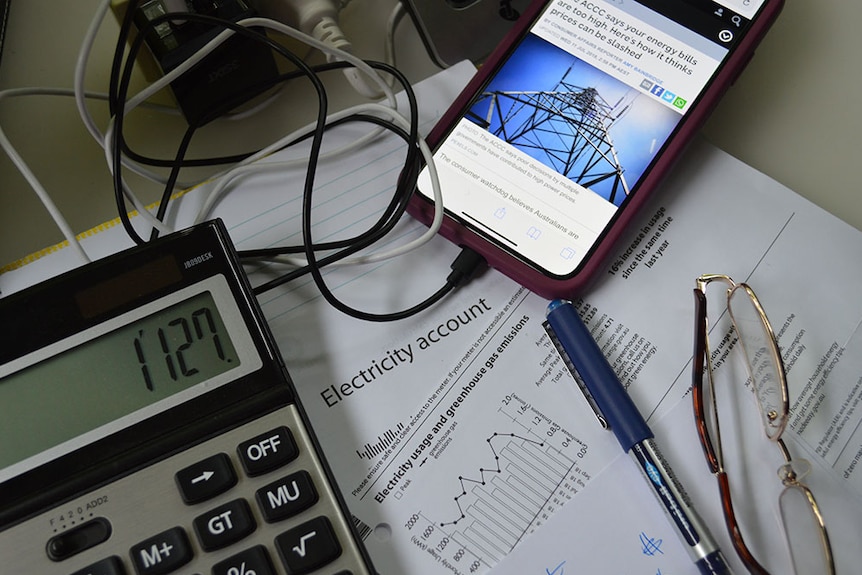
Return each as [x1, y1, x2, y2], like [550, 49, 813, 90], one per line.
[416, 0, 774, 279]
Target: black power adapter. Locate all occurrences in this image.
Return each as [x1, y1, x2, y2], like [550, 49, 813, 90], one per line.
[132, 0, 278, 126]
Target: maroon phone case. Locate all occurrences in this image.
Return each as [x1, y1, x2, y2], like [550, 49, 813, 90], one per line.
[407, 0, 785, 299]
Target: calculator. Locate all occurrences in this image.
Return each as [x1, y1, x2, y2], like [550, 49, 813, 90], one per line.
[0, 220, 377, 575]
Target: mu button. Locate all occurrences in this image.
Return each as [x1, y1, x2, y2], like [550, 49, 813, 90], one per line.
[256, 470, 318, 523]
[275, 516, 341, 575]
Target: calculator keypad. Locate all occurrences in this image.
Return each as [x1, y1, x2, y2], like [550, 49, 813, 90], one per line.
[129, 527, 193, 575]
[69, 556, 126, 575]
[212, 545, 277, 575]
[1, 406, 372, 575]
[175, 453, 238, 504]
[274, 516, 342, 575]
[238, 427, 299, 476]
[193, 498, 256, 551]
[256, 471, 319, 523]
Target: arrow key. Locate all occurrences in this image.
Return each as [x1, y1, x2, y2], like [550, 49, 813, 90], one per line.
[175, 453, 237, 504]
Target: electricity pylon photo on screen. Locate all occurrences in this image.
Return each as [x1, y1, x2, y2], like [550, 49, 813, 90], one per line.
[469, 64, 632, 205]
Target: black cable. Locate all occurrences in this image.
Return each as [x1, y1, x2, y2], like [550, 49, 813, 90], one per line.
[240, 112, 415, 259]
[238, 63, 421, 261]
[108, 0, 140, 118]
[139, 61, 420, 252]
[112, 22, 415, 245]
[151, 115, 198, 241]
[212, 57, 464, 321]
[298, 246, 486, 323]
[110, 6, 419, 246]
[108, 0, 250, 168]
[231, 62, 474, 321]
[145, 66, 309, 242]
[0, 0, 11, 71]
[123, 139, 255, 169]
[109, 10, 468, 321]
[296, 126, 435, 321]
[111, 11, 328, 244]
[245, 112, 420, 290]
[243, 72, 424, 297]
[124, 60, 410, 171]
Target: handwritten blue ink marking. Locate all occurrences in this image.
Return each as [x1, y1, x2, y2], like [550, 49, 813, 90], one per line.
[546, 560, 566, 575]
[640, 532, 664, 556]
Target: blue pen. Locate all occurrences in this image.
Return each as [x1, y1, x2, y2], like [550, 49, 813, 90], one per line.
[544, 299, 733, 575]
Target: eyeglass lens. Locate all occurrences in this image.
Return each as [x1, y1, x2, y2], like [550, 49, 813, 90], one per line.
[727, 285, 786, 440]
[716, 281, 834, 574]
[779, 483, 833, 575]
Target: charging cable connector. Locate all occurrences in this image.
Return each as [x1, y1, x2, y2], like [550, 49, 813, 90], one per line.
[254, 0, 382, 98]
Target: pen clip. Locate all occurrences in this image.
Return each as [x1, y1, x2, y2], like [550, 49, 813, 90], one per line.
[543, 321, 610, 430]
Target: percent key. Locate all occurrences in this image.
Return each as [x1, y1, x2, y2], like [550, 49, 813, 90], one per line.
[213, 546, 274, 575]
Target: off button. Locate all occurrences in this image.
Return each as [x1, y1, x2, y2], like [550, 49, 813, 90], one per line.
[237, 426, 298, 476]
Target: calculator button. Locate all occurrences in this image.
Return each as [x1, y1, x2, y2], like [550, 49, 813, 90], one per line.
[212, 545, 276, 575]
[129, 527, 192, 575]
[255, 470, 318, 523]
[47, 517, 112, 561]
[237, 427, 298, 476]
[274, 516, 341, 575]
[193, 498, 256, 551]
[69, 555, 126, 575]
[175, 453, 237, 504]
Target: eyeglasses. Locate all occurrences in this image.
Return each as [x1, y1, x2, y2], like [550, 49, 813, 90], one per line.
[691, 274, 835, 575]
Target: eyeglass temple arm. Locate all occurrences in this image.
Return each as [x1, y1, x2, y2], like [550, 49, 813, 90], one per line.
[693, 288, 721, 472]
[717, 473, 772, 575]
[693, 287, 773, 575]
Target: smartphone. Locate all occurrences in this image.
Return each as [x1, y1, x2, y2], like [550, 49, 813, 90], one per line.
[410, 0, 784, 297]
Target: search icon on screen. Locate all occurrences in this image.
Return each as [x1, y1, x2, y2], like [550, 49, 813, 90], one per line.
[731, 15, 742, 26]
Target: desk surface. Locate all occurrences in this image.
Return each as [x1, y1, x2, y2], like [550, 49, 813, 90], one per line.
[1, 0, 861, 267]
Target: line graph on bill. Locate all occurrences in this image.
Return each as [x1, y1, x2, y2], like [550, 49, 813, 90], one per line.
[401, 392, 595, 574]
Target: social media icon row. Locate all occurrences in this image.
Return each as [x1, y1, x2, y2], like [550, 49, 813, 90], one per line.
[639, 79, 687, 110]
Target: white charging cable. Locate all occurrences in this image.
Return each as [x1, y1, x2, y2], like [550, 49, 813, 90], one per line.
[106, 14, 445, 265]
[5, 1, 442, 269]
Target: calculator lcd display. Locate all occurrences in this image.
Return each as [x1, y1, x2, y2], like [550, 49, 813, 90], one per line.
[0, 289, 245, 474]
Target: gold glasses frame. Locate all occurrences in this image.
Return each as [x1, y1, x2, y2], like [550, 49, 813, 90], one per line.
[691, 274, 834, 575]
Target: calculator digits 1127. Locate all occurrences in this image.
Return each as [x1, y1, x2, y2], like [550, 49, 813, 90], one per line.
[0, 220, 377, 575]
